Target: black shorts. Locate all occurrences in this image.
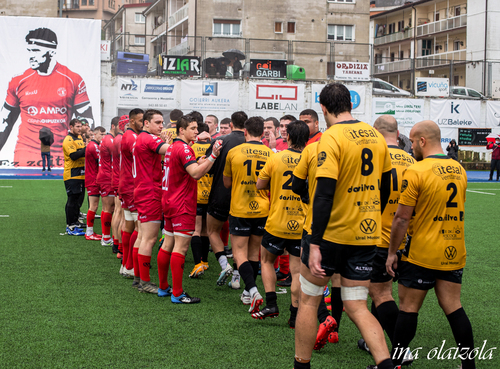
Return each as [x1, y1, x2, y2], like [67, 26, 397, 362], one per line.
[65, 179, 85, 196]
[229, 215, 267, 237]
[196, 203, 208, 217]
[370, 247, 402, 283]
[397, 260, 463, 290]
[207, 204, 230, 222]
[301, 237, 376, 280]
[262, 231, 301, 258]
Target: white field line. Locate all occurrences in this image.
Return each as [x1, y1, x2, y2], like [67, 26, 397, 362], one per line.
[0, 186, 13, 188]
[466, 190, 496, 195]
[0, 215, 9, 217]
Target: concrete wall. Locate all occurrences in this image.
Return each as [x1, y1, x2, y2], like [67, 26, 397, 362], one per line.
[0, 0, 57, 17]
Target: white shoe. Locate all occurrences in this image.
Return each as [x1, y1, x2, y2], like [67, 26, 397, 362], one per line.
[249, 292, 263, 313]
[122, 268, 134, 279]
[240, 292, 251, 305]
[216, 263, 233, 286]
[228, 272, 240, 289]
[101, 238, 113, 247]
[119, 264, 124, 276]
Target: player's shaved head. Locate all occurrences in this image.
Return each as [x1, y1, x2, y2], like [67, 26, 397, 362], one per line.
[411, 120, 441, 145]
[374, 115, 398, 143]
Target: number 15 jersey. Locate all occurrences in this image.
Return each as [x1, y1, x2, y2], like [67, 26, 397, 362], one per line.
[316, 120, 392, 246]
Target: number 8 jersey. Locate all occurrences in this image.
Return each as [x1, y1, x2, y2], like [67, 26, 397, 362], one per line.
[316, 120, 392, 246]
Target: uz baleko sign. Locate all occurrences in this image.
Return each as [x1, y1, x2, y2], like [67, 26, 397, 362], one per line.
[160, 55, 201, 76]
[250, 59, 287, 79]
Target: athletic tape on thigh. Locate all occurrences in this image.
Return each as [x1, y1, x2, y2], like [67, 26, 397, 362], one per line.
[341, 286, 369, 301]
[124, 210, 133, 221]
[299, 274, 324, 296]
[132, 212, 138, 222]
[164, 231, 174, 237]
[173, 230, 194, 238]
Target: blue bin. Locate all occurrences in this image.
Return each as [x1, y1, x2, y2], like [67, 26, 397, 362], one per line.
[116, 52, 149, 75]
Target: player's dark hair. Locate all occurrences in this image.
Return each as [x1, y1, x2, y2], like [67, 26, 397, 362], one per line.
[25, 28, 58, 48]
[144, 109, 163, 123]
[69, 118, 81, 127]
[220, 118, 231, 126]
[299, 109, 319, 122]
[197, 122, 209, 135]
[129, 108, 144, 119]
[319, 83, 351, 116]
[94, 126, 106, 134]
[287, 120, 309, 150]
[169, 109, 183, 123]
[244, 116, 264, 137]
[206, 114, 219, 126]
[264, 117, 279, 129]
[177, 115, 197, 135]
[280, 114, 297, 123]
[110, 116, 120, 128]
[189, 111, 203, 125]
[231, 111, 248, 129]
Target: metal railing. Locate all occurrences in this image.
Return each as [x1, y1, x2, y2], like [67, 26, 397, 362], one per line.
[374, 28, 414, 46]
[415, 49, 466, 68]
[168, 3, 188, 31]
[416, 14, 467, 37]
[168, 40, 190, 55]
[374, 59, 412, 74]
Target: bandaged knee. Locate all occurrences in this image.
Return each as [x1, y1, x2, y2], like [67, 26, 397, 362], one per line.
[299, 274, 324, 296]
[341, 286, 369, 301]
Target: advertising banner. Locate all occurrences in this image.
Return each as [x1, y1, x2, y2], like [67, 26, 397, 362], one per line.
[180, 80, 239, 111]
[312, 84, 366, 114]
[250, 59, 287, 79]
[249, 82, 305, 114]
[160, 55, 201, 76]
[440, 127, 458, 151]
[0, 16, 101, 168]
[430, 100, 480, 128]
[416, 77, 449, 97]
[372, 98, 424, 126]
[335, 62, 370, 81]
[100, 40, 110, 61]
[486, 101, 500, 128]
[117, 78, 177, 110]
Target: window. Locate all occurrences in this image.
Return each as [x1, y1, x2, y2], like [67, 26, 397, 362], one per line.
[327, 25, 354, 41]
[468, 89, 481, 98]
[275, 22, 283, 33]
[390, 53, 395, 62]
[455, 7, 461, 16]
[453, 76, 459, 86]
[135, 13, 145, 23]
[454, 40, 461, 51]
[422, 39, 431, 55]
[287, 22, 295, 33]
[135, 36, 145, 45]
[388, 23, 395, 34]
[452, 88, 466, 96]
[435, 12, 440, 21]
[81, 0, 87, 5]
[89, 0, 94, 5]
[213, 20, 241, 37]
[399, 50, 404, 60]
[398, 20, 404, 31]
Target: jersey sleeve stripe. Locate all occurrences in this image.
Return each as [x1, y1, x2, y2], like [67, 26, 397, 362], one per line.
[155, 142, 165, 153]
[183, 160, 197, 169]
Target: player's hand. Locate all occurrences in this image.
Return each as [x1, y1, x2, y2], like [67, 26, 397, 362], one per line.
[386, 252, 398, 278]
[161, 129, 172, 143]
[212, 140, 223, 157]
[309, 244, 326, 278]
[268, 130, 277, 150]
[197, 131, 211, 141]
[198, 156, 207, 165]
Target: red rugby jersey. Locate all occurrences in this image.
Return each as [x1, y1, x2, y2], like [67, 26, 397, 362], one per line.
[307, 131, 322, 146]
[96, 133, 114, 187]
[5, 63, 90, 167]
[119, 128, 138, 196]
[133, 131, 165, 195]
[275, 138, 288, 152]
[162, 138, 197, 218]
[85, 140, 100, 188]
[112, 133, 123, 190]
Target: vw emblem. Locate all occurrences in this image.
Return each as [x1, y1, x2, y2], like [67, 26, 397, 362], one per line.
[249, 201, 259, 210]
[444, 246, 457, 260]
[287, 220, 299, 231]
[359, 218, 377, 234]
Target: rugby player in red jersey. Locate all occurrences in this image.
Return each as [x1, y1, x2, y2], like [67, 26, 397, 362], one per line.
[158, 114, 222, 303]
[0, 27, 94, 167]
[85, 126, 105, 241]
[111, 116, 126, 256]
[299, 109, 322, 146]
[276, 115, 296, 152]
[119, 109, 143, 279]
[97, 116, 119, 246]
[133, 109, 172, 294]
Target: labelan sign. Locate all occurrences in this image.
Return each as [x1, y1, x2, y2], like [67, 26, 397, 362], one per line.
[416, 77, 449, 97]
[250, 59, 287, 79]
[335, 62, 370, 81]
[250, 83, 304, 113]
[161, 55, 200, 76]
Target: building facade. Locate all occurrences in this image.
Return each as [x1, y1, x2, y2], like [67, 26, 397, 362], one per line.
[0, 0, 57, 17]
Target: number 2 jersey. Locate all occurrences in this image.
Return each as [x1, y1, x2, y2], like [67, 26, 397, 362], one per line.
[223, 141, 272, 218]
[399, 155, 467, 270]
[315, 120, 392, 246]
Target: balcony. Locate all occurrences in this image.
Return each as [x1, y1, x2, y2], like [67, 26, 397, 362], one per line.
[416, 14, 467, 37]
[374, 59, 412, 74]
[168, 40, 189, 55]
[415, 49, 466, 68]
[168, 3, 188, 31]
[374, 28, 414, 46]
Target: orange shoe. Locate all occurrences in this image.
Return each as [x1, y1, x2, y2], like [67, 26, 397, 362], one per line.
[85, 233, 102, 241]
[328, 331, 339, 344]
[314, 316, 337, 350]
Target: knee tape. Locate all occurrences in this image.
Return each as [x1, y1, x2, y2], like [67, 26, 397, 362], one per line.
[341, 286, 369, 301]
[299, 274, 324, 296]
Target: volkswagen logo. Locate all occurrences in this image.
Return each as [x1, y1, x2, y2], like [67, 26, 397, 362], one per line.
[360, 218, 377, 234]
[444, 246, 457, 260]
[202, 190, 209, 197]
[287, 220, 299, 231]
[249, 201, 259, 210]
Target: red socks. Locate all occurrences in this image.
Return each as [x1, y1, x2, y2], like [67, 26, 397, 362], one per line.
[101, 211, 112, 239]
[127, 230, 138, 270]
[171, 252, 186, 297]
[279, 254, 290, 275]
[157, 248, 172, 290]
[133, 247, 140, 278]
[122, 231, 131, 267]
[138, 254, 151, 282]
[87, 210, 96, 228]
[220, 220, 230, 247]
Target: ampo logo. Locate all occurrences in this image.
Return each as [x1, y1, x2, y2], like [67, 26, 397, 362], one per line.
[27, 106, 38, 116]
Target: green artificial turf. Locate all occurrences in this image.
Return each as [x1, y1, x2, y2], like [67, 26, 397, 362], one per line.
[0, 180, 499, 368]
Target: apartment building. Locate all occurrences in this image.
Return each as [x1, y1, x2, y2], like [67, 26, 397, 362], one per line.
[371, 0, 499, 95]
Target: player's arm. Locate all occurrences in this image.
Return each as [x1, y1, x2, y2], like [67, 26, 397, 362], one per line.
[256, 178, 269, 190]
[0, 103, 21, 152]
[386, 204, 414, 277]
[223, 175, 232, 188]
[256, 159, 272, 190]
[291, 175, 309, 204]
[187, 140, 222, 180]
[380, 170, 391, 213]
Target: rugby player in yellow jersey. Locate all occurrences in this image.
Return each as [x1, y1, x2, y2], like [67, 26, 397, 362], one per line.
[189, 122, 213, 278]
[223, 116, 273, 314]
[386, 120, 475, 369]
[165, 109, 183, 143]
[357, 115, 416, 360]
[293, 83, 394, 369]
[252, 120, 309, 320]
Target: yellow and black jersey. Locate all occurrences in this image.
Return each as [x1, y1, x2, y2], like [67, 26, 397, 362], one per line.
[259, 149, 305, 239]
[292, 141, 318, 235]
[316, 120, 392, 245]
[192, 141, 213, 205]
[223, 141, 272, 218]
[380, 145, 416, 249]
[166, 127, 177, 144]
[399, 155, 467, 270]
[63, 133, 85, 181]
